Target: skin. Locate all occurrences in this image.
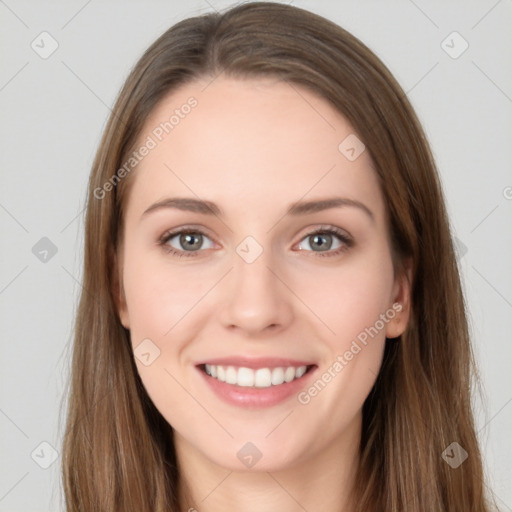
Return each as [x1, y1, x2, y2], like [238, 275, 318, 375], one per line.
[115, 75, 411, 512]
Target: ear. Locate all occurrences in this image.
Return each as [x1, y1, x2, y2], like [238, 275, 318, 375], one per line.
[112, 248, 130, 330]
[385, 258, 413, 339]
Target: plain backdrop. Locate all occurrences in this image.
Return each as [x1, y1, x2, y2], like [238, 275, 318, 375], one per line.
[1, 1, 511, 510]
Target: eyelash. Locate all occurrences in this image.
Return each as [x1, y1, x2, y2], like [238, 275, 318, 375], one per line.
[158, 226, 353, 259]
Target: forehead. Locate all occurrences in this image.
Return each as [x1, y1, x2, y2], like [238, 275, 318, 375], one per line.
[124, 76, 384, 223]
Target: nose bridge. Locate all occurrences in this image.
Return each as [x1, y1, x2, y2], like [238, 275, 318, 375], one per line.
[219, 233, 292, 332]
[234, 237, 275, 290]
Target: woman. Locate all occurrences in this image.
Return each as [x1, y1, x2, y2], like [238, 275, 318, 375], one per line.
[61, 2, 496, 510]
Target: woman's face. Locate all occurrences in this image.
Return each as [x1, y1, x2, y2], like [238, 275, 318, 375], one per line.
[116, 76, 410, 471]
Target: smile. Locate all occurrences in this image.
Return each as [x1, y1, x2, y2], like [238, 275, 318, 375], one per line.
[201, 364, 314, 388]
[196, 361, 318, 408]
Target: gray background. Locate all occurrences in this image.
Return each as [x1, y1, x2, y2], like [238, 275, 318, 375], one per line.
[1, 0, 511, 510]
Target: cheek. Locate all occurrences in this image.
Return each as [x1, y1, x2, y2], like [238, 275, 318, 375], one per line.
[293, 246, 395, 346]
[121, 250, 206, 422]
[329, 268, 393, 343]
[123, 246, 214, 340]
[297, 254, 394, 424]
[121, 245, 220, 418]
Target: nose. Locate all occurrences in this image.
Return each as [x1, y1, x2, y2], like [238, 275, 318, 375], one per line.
[218, 245, 294, 336]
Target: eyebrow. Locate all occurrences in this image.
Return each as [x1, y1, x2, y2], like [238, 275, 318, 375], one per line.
[140, 196, 374, 222]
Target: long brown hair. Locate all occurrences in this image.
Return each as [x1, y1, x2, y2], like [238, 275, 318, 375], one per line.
[61, 2, 496, 510]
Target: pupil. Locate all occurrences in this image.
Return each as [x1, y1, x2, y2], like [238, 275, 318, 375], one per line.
[182, 233, 201, 250]
[312, 234, 331, 251]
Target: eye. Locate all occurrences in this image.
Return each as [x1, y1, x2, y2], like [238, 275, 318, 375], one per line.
[296, 226, 353, 257]
[159, 227, 215, 258]
[158, 225, 353, 259]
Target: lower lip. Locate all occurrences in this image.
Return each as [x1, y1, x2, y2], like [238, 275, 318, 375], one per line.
[196, 365, 317, 409]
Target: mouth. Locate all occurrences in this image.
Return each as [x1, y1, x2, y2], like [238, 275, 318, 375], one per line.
[194, 355, 319, 408]
[197, 363, 317, 388]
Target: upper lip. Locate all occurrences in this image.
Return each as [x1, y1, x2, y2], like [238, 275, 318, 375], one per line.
[195, 356, 316, 370]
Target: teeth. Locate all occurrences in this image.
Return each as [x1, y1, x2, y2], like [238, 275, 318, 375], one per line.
[295, 366, 307, 378]
[239, 367, 255, 387]
[284, 367, 295, 382]
[254, 368, 271, 387]
[225, 366, 237, 384]
[203, 364, 309, 388]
